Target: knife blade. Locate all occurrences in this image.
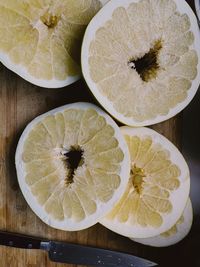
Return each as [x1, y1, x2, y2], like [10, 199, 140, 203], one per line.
[0, 231, 157, 267]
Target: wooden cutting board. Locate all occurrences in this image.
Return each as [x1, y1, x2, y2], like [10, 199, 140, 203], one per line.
[0, 1, 196, 266]
[0, 62, 183, 267]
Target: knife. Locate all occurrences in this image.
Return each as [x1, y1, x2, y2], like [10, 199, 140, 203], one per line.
[0, 231, 157, 267]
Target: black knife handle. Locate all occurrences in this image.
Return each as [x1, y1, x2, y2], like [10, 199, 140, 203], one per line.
[0, 231, 46, 249]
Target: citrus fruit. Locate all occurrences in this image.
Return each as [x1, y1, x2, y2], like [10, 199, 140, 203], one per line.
[100, 127, 190, 238]
[82, 0, 200, 126]
[15, 102, 130, 231]
[131, 198, 193, 247]
[0, 0, 108, 88]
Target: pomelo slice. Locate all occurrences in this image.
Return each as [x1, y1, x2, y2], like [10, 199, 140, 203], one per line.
[82, 0, 200, 126]
[100, 127, 190, 238]
[15, 102, 130, 231]
[131, 198, 193, 247]
[0, 0, 108, 88]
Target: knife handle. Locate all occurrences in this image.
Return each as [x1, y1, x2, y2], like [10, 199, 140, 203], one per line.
[0, 231, 45, 249]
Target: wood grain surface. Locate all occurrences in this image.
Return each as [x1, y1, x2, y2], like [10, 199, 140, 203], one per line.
[0, 1, 197, 266]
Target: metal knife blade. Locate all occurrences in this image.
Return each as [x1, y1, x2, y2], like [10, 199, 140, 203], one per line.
[42, 240, 156, 267]
[0, 231, 157, 267]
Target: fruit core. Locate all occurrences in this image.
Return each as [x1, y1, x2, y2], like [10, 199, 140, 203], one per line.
[41, 12, 59, 28]
[128, 40, 162, 82]
[131, 164, 146, 194]
[64, 146, 84, 185]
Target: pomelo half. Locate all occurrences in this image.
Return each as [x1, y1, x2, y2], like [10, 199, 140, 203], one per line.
[15, 102, 130, 231]
[100, 126, 190, 238]
[0, 0, 108, 88]
[82, 0, 200, 126]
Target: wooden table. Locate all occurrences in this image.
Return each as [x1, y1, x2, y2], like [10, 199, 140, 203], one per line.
[0, 1, 198, 266]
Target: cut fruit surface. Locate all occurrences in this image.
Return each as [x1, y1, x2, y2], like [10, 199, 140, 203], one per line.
[131, 198, 193, 247]
[100, 127, 190, 238]
[82, 0, 200, 126]
[15, 102, 130, 231]
[0, 0, 108, 88]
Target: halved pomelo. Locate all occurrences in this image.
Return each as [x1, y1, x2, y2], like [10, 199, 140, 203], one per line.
[131, 198, 193, 247]
[100, 127, 190, 238]
[82, 0, 200, 126]
[15, 102, 130, 231]
[0, 0, 108, 88]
